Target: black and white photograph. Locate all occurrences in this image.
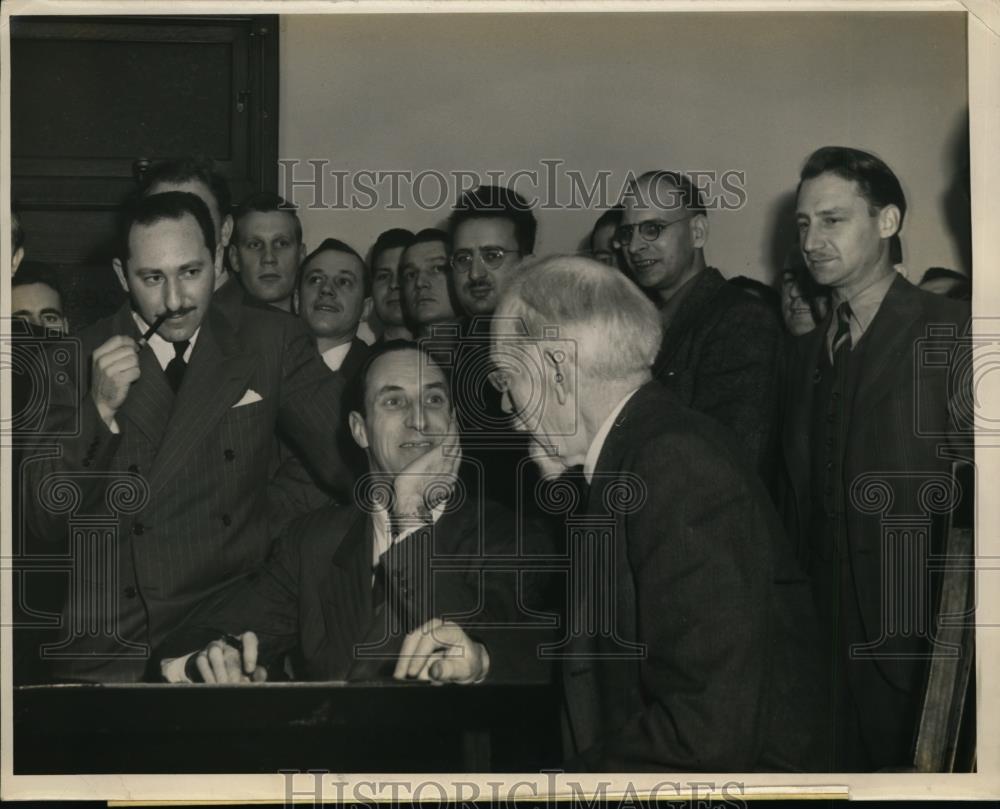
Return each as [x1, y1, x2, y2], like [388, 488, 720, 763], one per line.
[1, 0, 997, 803]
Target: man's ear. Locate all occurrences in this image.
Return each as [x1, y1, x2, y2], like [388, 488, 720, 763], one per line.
[292, 287, 300, 316]
[690, 213, 710, 250]
[213, 244, 225, 286]
[348, 410, 369, 450]
[220, 214, 234, 249]
[360, 296, 373, 325]
[12, 246, 24, 275]
[877, 204, 902, 240]
[228, 243, 241, 274]
[299, 242, 307, 265]
[112, 258, 129, 292]
[543, 346, 569, 406]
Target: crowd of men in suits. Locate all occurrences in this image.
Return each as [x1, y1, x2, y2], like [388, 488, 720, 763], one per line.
[10, 145, 972, 773]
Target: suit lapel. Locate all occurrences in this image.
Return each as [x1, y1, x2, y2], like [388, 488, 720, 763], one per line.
[148, 300, 256, 494]
[851, 276, 922, 418]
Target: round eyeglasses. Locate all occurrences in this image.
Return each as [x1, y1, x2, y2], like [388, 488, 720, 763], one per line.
[450, 246, 521, 274]
[612, 217, 692, 249]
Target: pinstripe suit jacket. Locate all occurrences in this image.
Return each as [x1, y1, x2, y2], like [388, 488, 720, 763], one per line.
[24, 298, 352, 682]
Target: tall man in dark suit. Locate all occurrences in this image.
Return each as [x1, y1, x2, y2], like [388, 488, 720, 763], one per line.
[616, 170, 784, 482]
[491, 255, 824, 772]
[783, 146, 971, 771]
[157, 342, 553, 685]
[22, 192, 354, 683]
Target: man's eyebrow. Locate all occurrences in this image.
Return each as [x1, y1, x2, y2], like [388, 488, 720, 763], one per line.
[39, 308, 63, 317]
[375, 384, 405, 396]
[12, 309, 29, 317]
[423, 381, 448, 393]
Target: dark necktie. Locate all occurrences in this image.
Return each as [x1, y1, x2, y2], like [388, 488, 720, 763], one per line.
[831, 302, 853, 365]
[164, 340, 190, 393]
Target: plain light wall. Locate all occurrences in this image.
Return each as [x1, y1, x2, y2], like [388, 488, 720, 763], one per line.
[279, 12, 968, 284]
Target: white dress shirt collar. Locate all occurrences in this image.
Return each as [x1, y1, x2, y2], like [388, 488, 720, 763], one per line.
[132, 311, 199, 371]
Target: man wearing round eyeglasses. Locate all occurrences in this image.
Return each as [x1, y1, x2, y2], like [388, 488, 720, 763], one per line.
[447, 185, 536, 318]
[618, 170, 784, 485]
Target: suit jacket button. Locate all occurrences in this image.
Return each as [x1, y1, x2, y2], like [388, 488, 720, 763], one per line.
[82, 460, 91, 468]
[123, 586, 138, 599]
[132, 522, 145, 536]
[224, 449, 236, 461]
[222, 514, 232, 527]
[128, 464, 140, 474]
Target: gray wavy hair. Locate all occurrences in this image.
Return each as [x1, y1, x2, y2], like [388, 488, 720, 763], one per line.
[493, 254, 661, 384]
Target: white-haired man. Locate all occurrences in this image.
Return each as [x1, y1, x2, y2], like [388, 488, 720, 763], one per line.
[491, 255, 823, 772]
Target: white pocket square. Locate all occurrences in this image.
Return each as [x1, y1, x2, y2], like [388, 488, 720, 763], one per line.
[232, 389, 263, 408]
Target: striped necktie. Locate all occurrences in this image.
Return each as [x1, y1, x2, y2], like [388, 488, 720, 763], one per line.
[831, 302, 853, 364]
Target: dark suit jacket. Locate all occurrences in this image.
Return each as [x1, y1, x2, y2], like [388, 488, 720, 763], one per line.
[156, 495, 555, 683]
[780, 275, 970, 695]
[561, 381, 824, 772]
[653, 267, 784, 485]
[266, 337, 371, 532]
[23, 297, 354, 682]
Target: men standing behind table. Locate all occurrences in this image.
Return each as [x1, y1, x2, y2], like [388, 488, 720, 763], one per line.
[370, 228, 414, 342]
[782, 146, 971, 771]
[158, 342, 554, 685]
[267, 238, 372, 531]
[490, 256, 824, 771]
[22, 191, 354, 683]
[616, 170, 784, 484]
[228, 191, 305, 312]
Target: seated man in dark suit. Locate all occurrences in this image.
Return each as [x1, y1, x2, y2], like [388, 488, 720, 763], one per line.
[21, 191, 355, 683]
[267, 238, 372, 530]
[615, 170, 784, 484]
[158, 341, 553, 684]
[490, 255, 824, 771]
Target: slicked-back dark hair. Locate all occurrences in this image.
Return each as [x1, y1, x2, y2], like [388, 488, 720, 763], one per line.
[118, 190, 216, 265]
[347, 339, 450, 419]
[300, 237, 370, 295]
[448, 185, 537, 254]
[371, 228, 415, 266]
[232, 191, 302, 244]
[141, 157, 232, 223]
[797, 146, 907, 230]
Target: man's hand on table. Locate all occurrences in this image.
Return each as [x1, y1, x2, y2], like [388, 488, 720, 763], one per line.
[393, 618, 490, 685]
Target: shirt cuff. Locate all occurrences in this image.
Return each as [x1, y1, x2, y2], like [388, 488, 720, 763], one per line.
[161, 653, 195, 683]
